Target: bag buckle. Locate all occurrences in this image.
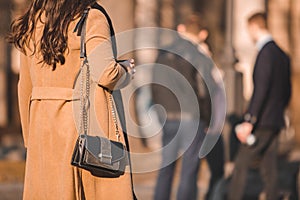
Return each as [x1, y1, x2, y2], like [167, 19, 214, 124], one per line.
[99, 137, 113, 164]
[98, 153, 113, 165]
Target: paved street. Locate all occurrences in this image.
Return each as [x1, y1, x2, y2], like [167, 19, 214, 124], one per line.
[0, 131, 210, 200]
[0, 162, 210, 200]
[0, 129, 299, 200]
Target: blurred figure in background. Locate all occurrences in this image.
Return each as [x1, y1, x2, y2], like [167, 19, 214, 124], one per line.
[194, 20, 226, 200]
[178, 17, 226, 200]
[228, 12, 291, 200]
[152, 14, 225, 200]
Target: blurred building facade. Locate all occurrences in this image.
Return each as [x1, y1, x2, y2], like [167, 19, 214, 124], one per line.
[1, 0, 300, 151]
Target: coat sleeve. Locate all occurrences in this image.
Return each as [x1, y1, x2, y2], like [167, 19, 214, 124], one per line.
[246, 49, 273, 125]
[85, 9, 131, 91]
[18, 53, 32, 148]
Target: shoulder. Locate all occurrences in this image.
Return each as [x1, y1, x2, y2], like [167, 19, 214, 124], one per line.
[84, 6, 110, 39]
[258, 41, 275, 59]
[261, 41, 289, 60]
[261, 41, 283, 54]
[87, 8, 108, 27]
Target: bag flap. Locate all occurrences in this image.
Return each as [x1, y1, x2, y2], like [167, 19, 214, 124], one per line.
[84, 135, 126, 163]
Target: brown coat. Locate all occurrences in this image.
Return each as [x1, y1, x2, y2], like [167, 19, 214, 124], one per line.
[18, 8, 133, 200]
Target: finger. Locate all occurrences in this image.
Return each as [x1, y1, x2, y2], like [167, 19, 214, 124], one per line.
[130, 63, 135, 69]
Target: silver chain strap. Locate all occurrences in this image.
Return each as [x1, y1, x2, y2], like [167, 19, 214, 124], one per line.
[109, 94, 120, 141]
[79, 59, 90, 135]
[79, 58, 120, 141]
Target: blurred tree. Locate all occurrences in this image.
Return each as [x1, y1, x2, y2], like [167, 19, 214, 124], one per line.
[0, 0, 13, 127]
[159, 0, 175, 29]
[173, 0, 226, 65]
[174, 0, 194, 25]
[268, 0, 300, 146]
[194, 0, 226, 64]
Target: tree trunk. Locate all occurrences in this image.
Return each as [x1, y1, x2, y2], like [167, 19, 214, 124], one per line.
[268, 0, 300, 147]
[290, 0, 300, 146]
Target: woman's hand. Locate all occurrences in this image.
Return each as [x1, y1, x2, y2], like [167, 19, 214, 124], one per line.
[118, 59, 136, 78]
[128, 59, 136, 76]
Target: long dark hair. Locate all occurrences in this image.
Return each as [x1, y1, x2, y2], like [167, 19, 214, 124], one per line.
[8, 0, 96, 69]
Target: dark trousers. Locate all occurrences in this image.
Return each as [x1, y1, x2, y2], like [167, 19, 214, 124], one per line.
[205, 136, 224, 200]
[154, 120, 203, 200]
[228, 127, 279, 200]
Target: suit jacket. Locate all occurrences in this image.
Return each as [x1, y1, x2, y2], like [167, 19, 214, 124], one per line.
[247, 41, 291, 129]
[151, 34, 218, 126]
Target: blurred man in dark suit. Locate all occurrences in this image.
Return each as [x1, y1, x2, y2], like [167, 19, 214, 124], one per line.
[228, 12, 291, 200]
[152, 14, 225, 200]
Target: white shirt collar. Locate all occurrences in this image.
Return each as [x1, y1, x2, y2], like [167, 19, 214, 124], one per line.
[256, 34, 273, 51]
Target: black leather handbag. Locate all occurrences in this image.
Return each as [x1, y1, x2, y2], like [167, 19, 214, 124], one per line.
[71, 6, 128, 178]
[71, 134, 128, 178]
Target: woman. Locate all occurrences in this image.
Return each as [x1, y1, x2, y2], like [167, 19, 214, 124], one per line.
[9, 0, 135, 199]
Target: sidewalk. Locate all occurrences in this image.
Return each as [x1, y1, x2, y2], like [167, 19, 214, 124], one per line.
[0, 161, 24, 200]
[0, 129, 299, 200]
[0, 134, 210, 200]
[0, 184, 23, 200]
[0, 162, 210, 200]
